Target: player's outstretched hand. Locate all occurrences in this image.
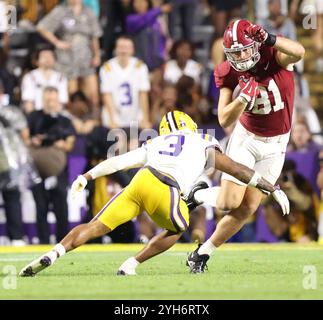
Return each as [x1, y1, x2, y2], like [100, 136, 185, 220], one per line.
[238, 76, 259, 110]
[71, 175, 88, 199]
[245, 24, 268, 43]
[272, 187, 290, 215]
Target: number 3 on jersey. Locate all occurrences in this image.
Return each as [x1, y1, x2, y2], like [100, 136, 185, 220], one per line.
[119, 82, 132, 106]
[251, 79, 284, 114]
[159, 135, 185, 157]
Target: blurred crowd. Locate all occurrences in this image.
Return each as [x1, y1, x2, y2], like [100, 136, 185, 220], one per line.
[0, 0, 323, 245]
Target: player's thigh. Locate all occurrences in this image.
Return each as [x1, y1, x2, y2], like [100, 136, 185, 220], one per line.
[221, 124, 257, 187]
[217, 180, 247, 211]
[254, 151, 286, 185]
[150, 186, 189, 233]
[93, 189, 141, 231]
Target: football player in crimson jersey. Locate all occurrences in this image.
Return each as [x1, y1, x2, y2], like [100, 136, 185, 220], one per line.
[186, 19, 305, 273]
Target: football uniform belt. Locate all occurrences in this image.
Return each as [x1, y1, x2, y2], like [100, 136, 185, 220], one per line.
[145, 166, 180, 190]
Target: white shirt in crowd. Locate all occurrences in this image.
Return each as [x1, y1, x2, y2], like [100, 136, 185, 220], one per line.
[100, 57, 150, 128]
[0, 1, 8, 32]
[21, 68, 68, 110]
[163, 59, 203, 84]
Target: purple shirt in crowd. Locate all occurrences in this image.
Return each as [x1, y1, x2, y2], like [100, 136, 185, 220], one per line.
[126, 7, 166, 70]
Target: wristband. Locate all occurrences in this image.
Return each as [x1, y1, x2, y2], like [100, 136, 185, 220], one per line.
[264, 33, 277, 47]
[78, 174, 88, 186]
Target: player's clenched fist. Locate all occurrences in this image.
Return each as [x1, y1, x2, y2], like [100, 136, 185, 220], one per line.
[238, 76, 259, 110]
[245, 24, 268, 43]
[71, 175, 88, 199]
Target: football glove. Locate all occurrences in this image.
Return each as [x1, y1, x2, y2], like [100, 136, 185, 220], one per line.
[245, 24, 277, 46]
[238, 76, 259, 111]
[245, 24, 268, 43]
[71, 175, 87, 199]
[272, 187, 290, 215]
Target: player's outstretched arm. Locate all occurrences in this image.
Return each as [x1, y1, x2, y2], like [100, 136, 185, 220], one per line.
[274, 36, 305, 67]
[245, 23, 305, 68]
[71, 148, 147, 198]
[213, 150, 290, 215]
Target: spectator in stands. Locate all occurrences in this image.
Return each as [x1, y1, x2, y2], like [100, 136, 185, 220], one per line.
[63, 91, 99, 135]
[258, 0, 297, 41]
[21, 45, 68, 114]
[312, 0, 323, 72]
[102, 0, 130, 60]
[0, 81, 38, 246]
[100, 35, 151, 129]
[163, 40, 203, 85]
[83, 0, 100, 17]
[28, 87, 76, 244]
[315, 150, 323, 243]
[168, 0, 198, 41]
[288, 121, 321, 153]
[287, 121, 322, 196]
[263, 159, 319, 242]
[176, 75, 209, 125]
[254, 0, 295, 21]
[151, 82, 177, 127]
[37, 0, 102, 117]
[207, 0, 246, 38]
[126, 0, 172, 71]
[293, 71, 323, 144]
[20, 0, 60, 23]
[0, 44, 15, 105]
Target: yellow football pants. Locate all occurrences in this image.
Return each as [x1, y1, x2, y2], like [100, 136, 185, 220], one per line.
[95, 168, 189, 233]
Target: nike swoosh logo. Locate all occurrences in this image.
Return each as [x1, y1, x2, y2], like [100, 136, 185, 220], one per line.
[264, 62, 270, 70]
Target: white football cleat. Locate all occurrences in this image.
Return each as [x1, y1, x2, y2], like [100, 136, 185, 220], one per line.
[19, 254, 54, 277]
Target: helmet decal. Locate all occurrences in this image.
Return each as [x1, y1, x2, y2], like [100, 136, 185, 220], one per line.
[166, 111, 178, 132]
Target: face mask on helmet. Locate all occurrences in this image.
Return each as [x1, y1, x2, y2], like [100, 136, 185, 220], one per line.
[224, 42, 260, 72]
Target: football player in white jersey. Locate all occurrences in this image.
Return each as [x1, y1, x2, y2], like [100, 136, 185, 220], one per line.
[100, 35, 151, 129]
[19, 111, 289, 277]
[21, 46, 68, 113]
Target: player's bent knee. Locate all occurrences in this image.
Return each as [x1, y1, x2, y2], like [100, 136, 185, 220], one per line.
[88, 220, 111, 237]
[236, 201, 259, 219]
[216, 196, 242, 212]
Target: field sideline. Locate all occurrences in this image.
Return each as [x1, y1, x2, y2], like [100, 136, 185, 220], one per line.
[1, 243, 323, 300]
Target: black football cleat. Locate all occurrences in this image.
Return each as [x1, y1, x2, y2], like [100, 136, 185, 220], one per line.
[186, 244, 209, 274]
[116, 270, 126, 276]
[183, 181, 209, 212]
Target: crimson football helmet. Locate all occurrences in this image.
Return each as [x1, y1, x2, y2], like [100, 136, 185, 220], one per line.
[223, 19, 261, 72]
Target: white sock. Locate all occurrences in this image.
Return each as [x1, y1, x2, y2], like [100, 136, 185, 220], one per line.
[119, 257, 140, 274]
[197, 239, 216, 256]
[195, 186, 220, 207]
[45, 244, 66, 264]
[53, 243, 66, 257]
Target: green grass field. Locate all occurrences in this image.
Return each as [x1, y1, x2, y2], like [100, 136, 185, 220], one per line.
[0, 243, 323, 300]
